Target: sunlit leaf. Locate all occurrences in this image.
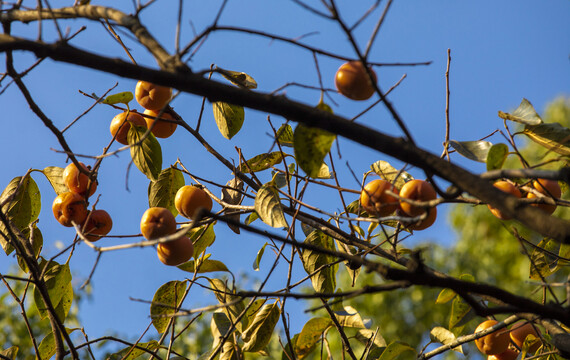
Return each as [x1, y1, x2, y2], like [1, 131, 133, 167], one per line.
[188, 223, 216, 259]
[42, 166, 68, 195]
[238, 152, 284, 173]
[242, 302, 280, 352]
[254, 183, 288, 228]
[293, 123, 336, 178]
[151, 280, 187, 333]
[102, 91, 133, 105]
[449, 296, 472, 330]
[38, 328, 78, 360]
[218, 67, 258, 89]
[429, 326, 463, 354]
[377, 341, 416, 360]
[276, 123, 294, 147]
[177, 258, 230, 273]
[213, 102, 245, 140]
[370, 161, 413, 190]
[301, 230, 337, 294]
[523, 123, 570, 156]
[498, 98, 542, 125]
[148, 166, 184, 216]
[245, 211, 259, 225]
[107, 340, 160, 360]
[530, 238, 559, 280]
[334, 305, 369, 328]
[208, 278, 247, 333]
[128, 125, 162, 181]
[0, 347, 18, 360]
[435, 288, 456, 304]
[449, 140, 492, 162]
[356, 328, 387, 354]
[290, 318, 333, 359]
[253, 243, 267, 271]
[486, 143, 509, 171]
[33, 261, 72, 321]
[315, 162, 332, 179]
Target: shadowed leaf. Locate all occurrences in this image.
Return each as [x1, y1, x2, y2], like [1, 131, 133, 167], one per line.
[128, 125, 162, 181]
[148, 167, 184, 216]
[302, 230, 337, 294]
[523, 123, 570, 156]
[486, 143, 509, 171]
[213, 102, 245, 139]
[255, 183, 287, 228]
[238, 152, 284, 173]
[294, 123, 336, 178]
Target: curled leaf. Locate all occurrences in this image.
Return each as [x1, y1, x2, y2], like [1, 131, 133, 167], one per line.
[238, 152, 284, 173]
[102, 91, 133, 105]
[498, 98, 542, 125]
[217, 67, 258, 89]
[523, 122, 570, 156]
[449, 140, 492, 162]
[255, 183, 288, 228]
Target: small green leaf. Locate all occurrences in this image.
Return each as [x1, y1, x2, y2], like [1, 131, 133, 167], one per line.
[0, 346, 18, 360]
[42, 166, 68, 195]
[530, 238, 559, 280]
[378, 341, 416, 360]
[188, 223, 216, 259]
[449, 296, 472, 330]
[102, 91, 134, 105]
[177, 259, 230, 273]
[213, 102, 245, 139]
[302, 230, 337, 294]
[253, 243, 267, 271]
[498, 98, 542, 125]
[33, 261, 72, 321]
[151, 280, 187, 333]
[523, 123, 570, 156]
[242, 302, 280, 352]
[486, 143, 509, 171]
[430, 326, 463, 354]
[107, 341, 160, 360]
[17, 224, 43, 273]
[449, 140, 492, 162]
[293, 123, 336, 178]
[254, 183, 288, 228]
[238, 152, 284, 173]
[208, 278, 247, 333]
[370, 161, 413, 190]
[38, 329, 78, 360]
[148, 167, 184, 216]
[435, 288, 456, 304]
[276, 123, 294, 147]
[218, 67, 258, 89]
[128, 125, 162, 181]
[245, 211, 259, 225]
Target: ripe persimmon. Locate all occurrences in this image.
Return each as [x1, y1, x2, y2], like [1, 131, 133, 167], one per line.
[143, 109, 177, 138]
[82, 209, 113, 241]
[527, 178, 561, 215]
[510, 322, 541, 353]
[175, 185, 213, 219]
[135, 80, 172, 111]
[360, 179, 399, 217]
[157, 235, 194, 266]
[488, 348, 519, 360]
[399, 180, 437, 217]
[335, 61, 377, 101]
[488, 181, 521, 220]
[52, 192, 89, 227]
[62, 161, 97, 197]
[140, 207, 177, 240]
[474, 320, 510, 355]
[110, 111, 147, 145]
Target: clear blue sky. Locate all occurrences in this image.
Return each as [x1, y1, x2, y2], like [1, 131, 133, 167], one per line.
[1, 0, 568, 355]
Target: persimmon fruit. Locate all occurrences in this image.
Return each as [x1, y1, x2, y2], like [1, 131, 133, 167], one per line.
[135, 80, 172, 111]
[488, 348, 519, 360]
[143, 109, 177, 138]
[82, 209, 113, 241]
[175, 185, 213, 219]
[527, 178, 561, 215]
[488, 181, 522, 220]
[52, 192, 89, 227]
[140, 207, 177, 240]
[157, 235, 194, 266]
[509, 322, 541, 353]
[399, 180, 437, 217]
[406, 207, 437, 231]
[335, 61, 377, 101]
[474, 320, 510, 355]
[110, 111, 147, 145]
[62, 161, 97, 197]
[360, 179, 399, 217]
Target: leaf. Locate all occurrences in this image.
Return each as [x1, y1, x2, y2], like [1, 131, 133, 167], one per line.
[42, 166, 68, 195]
[378, 341, 416, 360]
[448, 296, 472, 330]
[245, 211, 259, 225]
[37, 328, 78, 360]
[238, 152, 284, 173]
[242, 302, 280, 352]
[530, 238, 559, 280]
[253, 243, 267, 271]
[334, 305, 369, 328]
[213, 102, 245, 140]
[218, 68, 258, 89]
[0, 347, 18, 360]
[151, 280, 187, 333]
[301, 230, 337, 294]
[0, 175, 41, 255]
[370, 161, 413, 190]
[276, 123, 294, 147]
[498, 98, 542, 125]
[523, 123, 570, 156]
[188, 223, 216, 259]
[486, 143, 509, 171]
[128, 125, 162, 181]
[221, 177, 244, 234]
[356, 328, 387, 351]
[177, 258, 230, 273]
[293, 123, 336, 178]
[315, 162, 332, 179]
[148, 167, 184, 216]
[211, 312, 233, 349]
[254, 183, 288, 228]
[430, 326, 464, 354]
[292, 318, 333, 359]
[102, 91, 134, 105]
[435, 288, 456, 304]
[16, 224, 43, 273]
[449, 140, 492, 162]
[208, 278, 247, 333]
[107, 341, 160, 360]
[33, 261, 72, 321]
[243, 299, 267, 328]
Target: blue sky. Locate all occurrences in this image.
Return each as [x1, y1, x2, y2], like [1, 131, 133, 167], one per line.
[1, 0, 569, 355]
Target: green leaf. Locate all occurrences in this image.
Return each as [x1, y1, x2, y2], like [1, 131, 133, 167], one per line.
[107, 340, 160, 360]
[148, 166, 184, 216]
[102, 91, 134, 105]
[213, 102, 245, 139]
[253, 243, 267, 271]
[449, 140, 492, 162]
[151, 280, 187, 333]
[177, 258, 230, 273]
[242, 302, 280, 352]
[334, 305, 369, 328]
[254, 183, 288, 228]
[218, 68, 258, 89]
[276, 123, 294, 147]
[188, 223, 216, 259]
[42, 166, 68, 195]
[498, 98, 542, 125]
[435, 288, 456, 304]
[448, 296, 472, 330]
[301, 230, 337, 294]
[370, 161, 413, 190]
[245, 211, 259, 225]
[208, 278, 247, 333]
[293, 123, 336, 178]
[243, 299, 267, 329]
[237, 152, 284, 173]
[530, 238, 559, 280]
[0, 175, 41, 255]
[356, 329, 387, 355]
[486, 143, 509, 171]
[291, 318, 333, 359]
[37, 328, 78, 360]
[314, 162, 332, 179]
[33, 261, 72, 321]
[16, 224, 43, 273]
[523, 122, 570, 156]
[220, 342, 240, 360]
[378, 341, 416, 360]
[0, 347, 18, 360]
[211, 312, 233, 349]
[429, 326, 463, 354]
[128, 125, 162, 181]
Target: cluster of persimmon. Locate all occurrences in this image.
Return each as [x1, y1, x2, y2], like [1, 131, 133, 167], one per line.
[139, 185, 213, 266]
[52, 162, 112, 241]
[109, 80, 176, 145]
[487, 178, 561, 220]
[474, 319, 542, 360]
[360, 179, 437, 230]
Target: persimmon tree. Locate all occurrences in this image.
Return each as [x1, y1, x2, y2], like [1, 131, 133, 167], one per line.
[0, 1, 569, 360]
